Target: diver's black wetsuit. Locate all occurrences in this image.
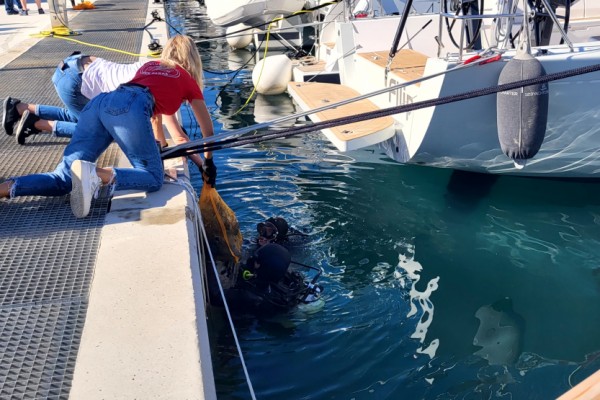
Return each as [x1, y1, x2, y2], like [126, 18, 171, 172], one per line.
[225, 244, 319, 315]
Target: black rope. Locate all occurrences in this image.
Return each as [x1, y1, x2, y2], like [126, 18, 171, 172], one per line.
[212, 35, 265, 108]
[163, 61, 600, 159]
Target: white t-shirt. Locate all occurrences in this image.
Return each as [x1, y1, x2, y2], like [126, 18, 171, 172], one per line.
[81, 58, 146, 100]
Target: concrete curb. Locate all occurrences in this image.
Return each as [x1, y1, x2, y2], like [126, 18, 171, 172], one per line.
[69, 2, 216, 398]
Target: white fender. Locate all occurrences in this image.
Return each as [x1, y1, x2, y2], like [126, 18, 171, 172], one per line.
[252, 54, 292, 95]
[226, 24, 253, 49]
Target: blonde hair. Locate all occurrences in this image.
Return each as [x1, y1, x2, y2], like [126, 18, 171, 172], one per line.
[161, 35, 204, 89]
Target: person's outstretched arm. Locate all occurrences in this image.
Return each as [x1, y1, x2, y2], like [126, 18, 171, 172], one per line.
[162, 114, 204, 169]
[163, 100, 216, 185]
[189, 98, 214, 161]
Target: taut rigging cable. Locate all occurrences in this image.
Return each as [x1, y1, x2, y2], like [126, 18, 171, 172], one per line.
[161, 51, 504, 159]
[162, 60, 600, 159]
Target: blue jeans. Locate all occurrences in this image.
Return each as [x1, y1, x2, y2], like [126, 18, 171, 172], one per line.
[36, 54, 90, 138]
[11, 85, 163, 197]
[4, 0, 22, 12]
[35, 105, 78, 138]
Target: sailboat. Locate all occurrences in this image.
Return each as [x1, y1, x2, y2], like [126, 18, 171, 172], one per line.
[286, 0, 600, 178]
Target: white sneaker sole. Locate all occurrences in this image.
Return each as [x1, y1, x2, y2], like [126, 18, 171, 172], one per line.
[70, 159, 91, 218]
[15, 110, 30, 145]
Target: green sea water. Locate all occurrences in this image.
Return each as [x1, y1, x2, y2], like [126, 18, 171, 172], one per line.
[166, 2, 600, 398]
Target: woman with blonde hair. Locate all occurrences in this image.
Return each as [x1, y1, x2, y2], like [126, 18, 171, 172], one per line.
[0, 35, 216, 218]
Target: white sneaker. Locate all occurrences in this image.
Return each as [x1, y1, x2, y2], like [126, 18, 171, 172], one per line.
[70, 159, 102, 218]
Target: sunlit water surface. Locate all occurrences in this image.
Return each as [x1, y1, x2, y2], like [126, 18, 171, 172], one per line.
[164, 2, 600, 398]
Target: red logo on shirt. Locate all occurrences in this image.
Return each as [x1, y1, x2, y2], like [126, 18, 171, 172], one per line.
[140, 63, 181, 78]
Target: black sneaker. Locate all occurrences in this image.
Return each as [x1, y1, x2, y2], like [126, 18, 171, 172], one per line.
[38, 8, 44, 14]
[2, 97, 21, 136]
[15, 110, 41, 145]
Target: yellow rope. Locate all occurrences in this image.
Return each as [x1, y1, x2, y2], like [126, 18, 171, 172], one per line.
[36, 26, 79, 37]
[30, 33, 162, 58]
[231, 22, 272, 116]
[231, 9, 314, 116]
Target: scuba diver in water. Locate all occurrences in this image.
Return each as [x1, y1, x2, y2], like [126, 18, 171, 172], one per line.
[201, 195, 322, 315]
[256, 216, 309, 248]
[224, 243, 323, 315]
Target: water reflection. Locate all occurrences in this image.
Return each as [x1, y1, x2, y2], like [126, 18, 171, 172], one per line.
[228, 48, 255, 71]
[253, 93, 297, 126]
[394, 242, 440, 360]
[444, 169, 499, 214]
[473, 298, 525, 366]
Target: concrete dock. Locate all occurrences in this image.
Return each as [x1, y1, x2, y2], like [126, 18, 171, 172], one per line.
[0, 0, 216, 398]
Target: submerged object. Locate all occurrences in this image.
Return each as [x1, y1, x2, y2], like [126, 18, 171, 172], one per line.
[497, 50, 549, 168]
[252, 54, 292, 95]
[473, 297, 525, 365]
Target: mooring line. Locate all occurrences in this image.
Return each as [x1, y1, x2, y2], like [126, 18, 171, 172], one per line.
[160, 50, 503, 159]
[163, 59, 600, 158]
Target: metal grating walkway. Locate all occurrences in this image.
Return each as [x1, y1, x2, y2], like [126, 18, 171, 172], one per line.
[0, 0, 149, 397]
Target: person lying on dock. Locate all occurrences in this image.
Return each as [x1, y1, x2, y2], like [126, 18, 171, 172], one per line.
[0, 35, 216, 219]
[2, 53, 166, 146]
[256, 216, 309, 248]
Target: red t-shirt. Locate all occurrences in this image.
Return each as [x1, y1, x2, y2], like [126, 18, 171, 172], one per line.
[129, 61, 204, 115]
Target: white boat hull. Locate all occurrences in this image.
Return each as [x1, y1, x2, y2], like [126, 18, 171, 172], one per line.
[204, 0, 307, 27]
[378, 46, 600, 178]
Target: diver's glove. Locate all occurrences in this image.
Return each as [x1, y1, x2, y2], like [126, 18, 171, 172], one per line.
[202, 157, 217, 186]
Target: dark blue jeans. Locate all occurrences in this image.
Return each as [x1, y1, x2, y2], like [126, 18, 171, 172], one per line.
[4, 0, 22, 12]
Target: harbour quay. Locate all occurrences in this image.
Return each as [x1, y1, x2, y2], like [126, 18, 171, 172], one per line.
[0, 0, 216, 398]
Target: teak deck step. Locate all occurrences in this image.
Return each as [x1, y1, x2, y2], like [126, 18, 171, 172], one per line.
[357, 49, 428, 83]
[287, 81, 396, 151]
